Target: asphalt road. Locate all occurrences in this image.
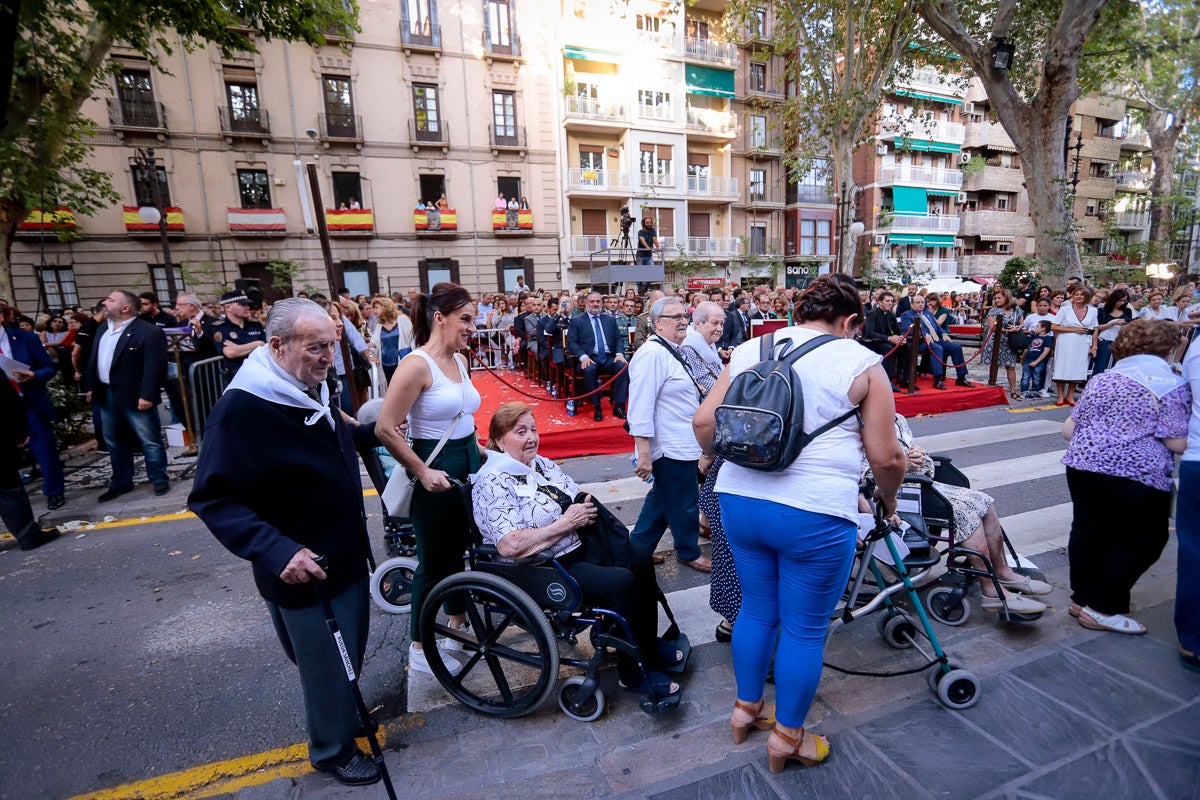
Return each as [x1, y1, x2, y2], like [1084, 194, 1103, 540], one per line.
[0, 403, 1074, 800]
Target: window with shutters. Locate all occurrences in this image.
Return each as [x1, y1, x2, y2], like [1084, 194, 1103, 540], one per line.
[687, 153, 710, 192]
[639, 144, 672, 187]
[116, 68, 159, 127]
[413, 84, 441, 140]
[749, 222, 767, 254]
[749, 169, 766, 202]
[799, 219, 831, 256]
[322, 76, 357, 137]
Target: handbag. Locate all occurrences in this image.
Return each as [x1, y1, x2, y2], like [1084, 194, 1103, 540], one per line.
[380, 409, 466, 518]
[1007, 329, 1030, 351]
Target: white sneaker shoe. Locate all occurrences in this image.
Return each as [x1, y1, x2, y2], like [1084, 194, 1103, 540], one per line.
[441, 622, 473, 653]
[409, 641, 463, 677]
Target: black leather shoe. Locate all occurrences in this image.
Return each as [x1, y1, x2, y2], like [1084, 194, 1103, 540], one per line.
[932, 379, 947, 390]
[593, 407, 604, 422]
[47, 493, 65, 510]
[153, 483, 171, 496]
[613, 405, 626, 420]
[319, 750, 381, 786]
[20, 528, 60, 551]
[98, 486, 133, 503]
[954, 377, 975, 388]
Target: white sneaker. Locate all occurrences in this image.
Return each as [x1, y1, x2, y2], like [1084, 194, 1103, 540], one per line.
[1040, 389, 1051, 398]
[409, 641, 463, 677]
[441, 622, 472, 653]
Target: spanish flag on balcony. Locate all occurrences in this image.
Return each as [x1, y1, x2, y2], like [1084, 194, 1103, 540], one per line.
[325, 208, 375, 232]
[123, 206, 185, 231]
[492, 210, 533, 231]
[19, 208, 77, 231]
[228, 207, 286, 232]
[413, 209, 458, 231]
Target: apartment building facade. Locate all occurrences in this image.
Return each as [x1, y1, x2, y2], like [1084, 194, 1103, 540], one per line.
[13, 0, 565, 310]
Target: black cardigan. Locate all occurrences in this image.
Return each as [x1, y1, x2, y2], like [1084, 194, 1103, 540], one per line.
[189, 389, 378, 608]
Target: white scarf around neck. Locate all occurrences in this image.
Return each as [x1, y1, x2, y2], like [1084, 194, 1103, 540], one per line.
[683, 326, 722, 366]
[225, 345, 335, 429]
[1107, 353, 1185, 399]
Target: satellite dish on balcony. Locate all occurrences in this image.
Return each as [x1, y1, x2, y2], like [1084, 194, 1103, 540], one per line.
[137, 206, 161, 225]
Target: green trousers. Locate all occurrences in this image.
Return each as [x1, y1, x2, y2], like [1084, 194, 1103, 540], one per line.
[408, 433, 481, 641]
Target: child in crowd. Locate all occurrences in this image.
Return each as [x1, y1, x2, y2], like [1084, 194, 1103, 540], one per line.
[1021, 320, 1054, 399]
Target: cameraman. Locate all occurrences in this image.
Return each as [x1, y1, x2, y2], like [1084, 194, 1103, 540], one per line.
[636, 216, 659, 266]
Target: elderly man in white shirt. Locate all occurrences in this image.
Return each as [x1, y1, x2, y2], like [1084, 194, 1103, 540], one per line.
[627, 297, 710, 572]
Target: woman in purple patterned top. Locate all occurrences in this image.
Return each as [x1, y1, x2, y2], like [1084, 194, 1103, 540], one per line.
[1062, 319, 1191, 635]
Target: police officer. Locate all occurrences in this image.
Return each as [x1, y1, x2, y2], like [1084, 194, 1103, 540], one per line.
[211, 291, 266, 379]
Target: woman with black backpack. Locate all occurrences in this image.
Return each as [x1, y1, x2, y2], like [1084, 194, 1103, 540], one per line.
[693, 273, 905, 774]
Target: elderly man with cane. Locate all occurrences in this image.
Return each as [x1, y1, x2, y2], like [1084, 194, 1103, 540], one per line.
[189, 298, 389, 788]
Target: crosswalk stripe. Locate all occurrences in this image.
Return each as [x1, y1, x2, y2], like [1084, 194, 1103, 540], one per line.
[960, 450, 1067, 491]
[999, 502, 1073, 557]
[916, 419, 1064, 453]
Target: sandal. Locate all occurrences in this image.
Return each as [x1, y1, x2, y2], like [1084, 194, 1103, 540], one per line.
[1010, 391, 1022, 400]
[1068, 602, 1082, 618]
[715, 619, 734, 642]
[766, 726, 829, 773]
[655, 638, 686, 670]
[731, 699, 775, 744]
[1181, 647, 1200, 673]
[619, 669, 681, 701]
[1077, 606, 1145, 635]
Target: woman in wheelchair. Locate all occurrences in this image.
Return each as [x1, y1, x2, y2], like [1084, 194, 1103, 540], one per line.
[472, 402, 684, 701]
[862, 414, 1053, 617]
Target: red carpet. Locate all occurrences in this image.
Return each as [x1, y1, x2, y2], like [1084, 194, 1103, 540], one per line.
[473, 369, 634, 460]
[894, 374, 1009, 416]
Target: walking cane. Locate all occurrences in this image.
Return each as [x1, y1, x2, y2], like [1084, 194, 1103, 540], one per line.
[311, 555, 398, 800]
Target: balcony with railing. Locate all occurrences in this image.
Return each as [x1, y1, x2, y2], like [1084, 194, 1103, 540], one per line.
[488, 125, 526, 152]
[685, 106, 736, 137]
[892, 67, 963, 101]
[326, 208, 374, 235]
[880, 214, 961, 233]
[17, 208, 76, 237]
[634, 27, 674, 51]
[565, 168, 630, 194]
[107, 98, 166, 131]
[637, 101, 675, 122]
[959, 209, 1030, 238]
[683, 36, 738, 66]
[963, 120, 1016, 152]
[880, 164, 963, 190]
[401, 23, 441, 52]
[680, 237, 741, 257]
[880, 118, 966, 145]
[1115, 170, 1150, 192]
[1121, 124, 1151, 151]
[219, 106, 270, 137]
[790, 184, 835, 205]
[637, 171, 678, 191]
[408, 120, 449, 149]
[564, 95, 627, 124]
[492, 208, 533, 234]
[743, 77, 784, 103]
[569, 235, 618, 257]
[1115, 211, 1151, 231]
[745, 187, 784, 208]
[878, 257, 958, 276]
[483, 31, 521, 60]
[319, 112, 362, 142]
[685, 175, 739, 199]
[959, 253, 1011, 275]
[227, 207, 285, 235]
[963, 164, 1024, 193]
[413, 207, 456, 234]
[743, 134, 783, 159]
[123, 206, 184, 233]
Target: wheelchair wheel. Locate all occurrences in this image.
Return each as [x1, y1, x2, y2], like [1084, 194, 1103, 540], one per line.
[420, 571, 559, 718]
[926, 586, 971, 627]
[879, 613, 917, 650]
[936, 668, 981, 710]
[370, 556, 417, 614]
[926, 659, 965, 692]
[558, 676, 605, 722]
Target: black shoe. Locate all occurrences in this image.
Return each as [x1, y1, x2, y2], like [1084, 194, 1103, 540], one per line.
[954, 377, 975, 388]
[98, 486, 133, 503]
[318, 750, 381, 786]
[932, 379, 947, 390]
[153, 483, 171, 496]
[593, 407, 603, 422]
[20, 528, 60, 552]
[47, 493, 65, 510]
[613, 405, 626, 420]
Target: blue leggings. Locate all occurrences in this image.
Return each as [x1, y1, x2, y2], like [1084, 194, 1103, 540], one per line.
[719, 494, 856, 727]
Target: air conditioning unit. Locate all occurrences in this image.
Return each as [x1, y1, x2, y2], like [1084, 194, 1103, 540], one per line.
[963, 102, 975, 115]
[957, 192, 968, 203]
[875, 143, 888, 156]
[959, 152, 971, 164]
[873, 234, 887, 245]
[954, 238, 964, 247]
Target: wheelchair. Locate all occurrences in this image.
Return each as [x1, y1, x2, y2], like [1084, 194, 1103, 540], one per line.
[902, 454, 1044, 626]
[356, 441, 420, 615]
[414, 480, 689, 722]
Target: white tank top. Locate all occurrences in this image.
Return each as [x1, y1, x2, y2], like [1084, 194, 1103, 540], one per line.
[714, 326, 880, 523]
[406, 349, 481, 440]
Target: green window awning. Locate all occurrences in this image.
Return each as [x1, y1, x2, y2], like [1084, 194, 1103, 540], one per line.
[685, 64, 736, 98]
[895, 137, 961, 153]
[895, 90, 963, 106]
[922, 234, 956, 247]
[564, 46, 620, 62]
[888, 233, 924, 245]
[926, 189, 960, 197]
[892, 186, 928, 215]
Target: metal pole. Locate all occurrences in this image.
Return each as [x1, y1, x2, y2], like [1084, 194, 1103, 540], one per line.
[140, 147, 179, 301]
[906, 318, 920, 393]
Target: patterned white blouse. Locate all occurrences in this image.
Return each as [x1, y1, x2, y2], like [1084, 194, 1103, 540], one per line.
[471, 452, 584, 559]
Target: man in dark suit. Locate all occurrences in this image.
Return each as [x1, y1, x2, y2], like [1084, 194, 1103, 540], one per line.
[861, 290, 906, 389]
[85, 290, 170, 502]
[720, 295, 751, 349]
[567, 291, 629, 421]
[1, 318, 67, 509]
[539, 297, 567, 372]
[0, 379, 59, 550]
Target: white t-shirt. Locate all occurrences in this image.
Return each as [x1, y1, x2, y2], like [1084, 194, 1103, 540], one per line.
[714, 327, 879, 523]
[1182, 336, 1200, 462]
[1023, 312, 1055, 332]
[406, 350, 480, 439]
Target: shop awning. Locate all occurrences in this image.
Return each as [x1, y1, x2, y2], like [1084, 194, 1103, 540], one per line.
[892, 186, 928, 216]
[888, 233, 924, 245]
[978, 233, 1014, 242]
[922, 234, 956, 247]
[894, 90, 963, 106]
[685, 64, 735, 98]
[564, 45, 620, 62]
[895, 137, 961, 153]
[927, 188, 960, 197]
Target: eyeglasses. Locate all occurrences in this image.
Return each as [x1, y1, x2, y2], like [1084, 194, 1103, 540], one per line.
[658, 314, 689, 321]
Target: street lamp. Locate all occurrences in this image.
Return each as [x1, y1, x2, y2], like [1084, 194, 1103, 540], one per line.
[132, 146, 178, 300]
[991, 38, 1015, 71]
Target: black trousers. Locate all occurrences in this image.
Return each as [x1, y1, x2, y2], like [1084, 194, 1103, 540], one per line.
[580, 358, 629, 409]
[1066, 467, 1170, 615]
[863, 341, 899, 381]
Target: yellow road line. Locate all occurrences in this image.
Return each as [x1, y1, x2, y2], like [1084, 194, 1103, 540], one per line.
[67, 717, 423, 800]
[1008, 403, 1064, 414]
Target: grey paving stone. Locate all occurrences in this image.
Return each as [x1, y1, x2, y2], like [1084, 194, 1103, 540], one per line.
[1124, 736, 1200, 800]
[1009, 649, 1176, 732]
[648, 763, 784, 800]
[960, 672, 1109, 766]
[1071, 634, 1200, 703]
[857, 701, 1029, 799]
[1015, 741, 1159, 800]
[768, 730, 934, 800]
[1135, 701, 1200, 753]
